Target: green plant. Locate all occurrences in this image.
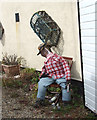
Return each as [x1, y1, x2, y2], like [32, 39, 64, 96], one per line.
[30, 77, 39, 84]
[20, 68, 40, 83]
[31, 83, 38, 100]
[0, 80, 2, 86]
[86, 111, 96, 119]
[2, 77, 23, 88]
[22, 68, 36, 73]
[20, 68, 40, 93]
[48, 87, 61, 92]
[2, 53, 23, 65]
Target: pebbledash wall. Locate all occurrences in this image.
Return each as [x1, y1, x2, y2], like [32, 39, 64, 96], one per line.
[79, 0, 97, 113]
[0, 1, 82, 81]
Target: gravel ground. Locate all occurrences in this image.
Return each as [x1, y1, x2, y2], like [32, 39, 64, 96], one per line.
[2, 87, 49, 118]
[0, 80, 2, 119]
[1, 86, 92, 119]
[1, 76, 97, 119]
[2, 86, 57, 118]
[1, 73, 62, 119]
[2, 87, 33, 118]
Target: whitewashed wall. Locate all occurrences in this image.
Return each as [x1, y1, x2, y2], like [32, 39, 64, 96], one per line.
[0, 3, 3, 61]
[0, 1, 82, 81]
[79, 0, 97, 113]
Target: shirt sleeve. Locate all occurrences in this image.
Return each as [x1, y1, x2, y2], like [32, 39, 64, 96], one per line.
[60, 57, 71, 80]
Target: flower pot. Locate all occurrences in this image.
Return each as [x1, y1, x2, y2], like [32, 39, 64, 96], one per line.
[2, 64, 20, 77]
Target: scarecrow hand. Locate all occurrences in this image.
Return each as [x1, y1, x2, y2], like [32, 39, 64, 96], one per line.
[66, 80, 71, 85]
[66, 80, 71, 92]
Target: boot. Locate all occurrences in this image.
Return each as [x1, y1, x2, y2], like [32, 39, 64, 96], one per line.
[33, 99, 45, 108]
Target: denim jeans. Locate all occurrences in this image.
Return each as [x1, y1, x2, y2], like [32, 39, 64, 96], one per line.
[37, 76, 71, 101]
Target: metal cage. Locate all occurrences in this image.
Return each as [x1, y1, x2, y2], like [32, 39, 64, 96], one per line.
[30, 11, 61, 46]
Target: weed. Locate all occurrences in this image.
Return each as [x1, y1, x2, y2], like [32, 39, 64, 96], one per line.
[21, 68, 36, 74]
[30, 77, 39, 84]
[63, 105, 73, 114]
[31, 83, 38, 100]
[86, 111, 97, 119]
[0, 80, 2, 86]
[79, 104, 84, 109]
[48, 87, 61, 92]
[2, 77, 23, 88]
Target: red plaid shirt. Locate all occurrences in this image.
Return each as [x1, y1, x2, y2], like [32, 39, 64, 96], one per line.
[40, 53, 71, 80]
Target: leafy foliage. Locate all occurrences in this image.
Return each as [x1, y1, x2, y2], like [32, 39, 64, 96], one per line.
[2, 53, 24, 65]
[21, 68, 36, 73]
[2, 67, 97, 118]
[48, 86, 61, 92]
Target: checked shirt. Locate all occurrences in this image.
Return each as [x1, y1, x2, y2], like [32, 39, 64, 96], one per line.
[40, 53, 71, 80]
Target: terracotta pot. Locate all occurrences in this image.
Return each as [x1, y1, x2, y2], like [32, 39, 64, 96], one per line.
[2, 64, 20, 77]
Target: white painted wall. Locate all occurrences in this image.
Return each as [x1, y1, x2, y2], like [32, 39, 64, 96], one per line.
[0, 3, 3, 61]
[79, 0, 97, 113]
[0, 1, 82, 81]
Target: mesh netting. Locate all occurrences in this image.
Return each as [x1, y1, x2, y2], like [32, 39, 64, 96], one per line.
[30, 11, 61, 46]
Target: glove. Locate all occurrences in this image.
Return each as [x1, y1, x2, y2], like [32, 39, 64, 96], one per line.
[40, 73, 49, 79]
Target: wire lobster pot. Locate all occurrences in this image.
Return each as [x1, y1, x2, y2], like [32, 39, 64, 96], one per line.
[30, 11, 61, 46]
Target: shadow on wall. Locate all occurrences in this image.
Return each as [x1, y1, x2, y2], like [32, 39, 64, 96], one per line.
[52, 30, 64, 55]
[51, 30, 81, 80]
[1, 34, 5, 46]
[0, 22, 5, 46]
[71, 61, 82, 80]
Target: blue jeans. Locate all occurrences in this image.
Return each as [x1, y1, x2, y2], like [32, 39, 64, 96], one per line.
[37, 76, 71, 101]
